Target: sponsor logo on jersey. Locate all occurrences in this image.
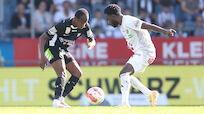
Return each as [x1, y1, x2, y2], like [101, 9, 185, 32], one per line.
[59, 37, 75, 46]
[128, 34, 133, 38]
[65, 27, 71, 34]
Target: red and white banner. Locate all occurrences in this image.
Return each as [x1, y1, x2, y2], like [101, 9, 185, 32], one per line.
[13, 37, 204, 66]
[69, 38, 132, 66]
[152, 37, 204, 65]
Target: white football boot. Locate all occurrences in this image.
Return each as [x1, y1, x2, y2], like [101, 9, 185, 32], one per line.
[52, 99, 65, 108]
[59, 96, 71, 108]
[52, 98, 71, 108]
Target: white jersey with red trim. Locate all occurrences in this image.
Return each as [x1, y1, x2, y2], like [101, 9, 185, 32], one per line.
[120, 15, 156, 57]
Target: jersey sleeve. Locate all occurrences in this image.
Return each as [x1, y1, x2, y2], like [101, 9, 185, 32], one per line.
[126, 16, 143, 31]
[82, 23, 94, 41]
[46, 20, 65, 37]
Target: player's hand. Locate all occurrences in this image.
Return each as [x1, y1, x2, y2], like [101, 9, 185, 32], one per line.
[165, 29, 176, 37]
[87, 39, 96, 50]
[39, 56, 47, 71]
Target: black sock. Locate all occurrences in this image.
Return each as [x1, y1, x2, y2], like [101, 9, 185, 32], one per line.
[54, 77, 65, 99]
[62, 75, 79, 97]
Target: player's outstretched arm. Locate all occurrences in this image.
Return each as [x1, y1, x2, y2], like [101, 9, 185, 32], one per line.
[84, 23, 96, 50]
[141, 22, 176, 37]
[39, 33, 49, 70]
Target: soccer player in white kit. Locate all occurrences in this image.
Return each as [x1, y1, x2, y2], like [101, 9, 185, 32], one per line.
[104, 4, 176, 107]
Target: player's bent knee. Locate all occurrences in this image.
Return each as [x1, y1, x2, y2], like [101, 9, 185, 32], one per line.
[76, 71, 82, 78]
[119, 73, 129, 78]
[119, 70, 130, 77]
[73, 71, 82, 78]
[57, 71, 67, 78]
[119, 72, 125, 77]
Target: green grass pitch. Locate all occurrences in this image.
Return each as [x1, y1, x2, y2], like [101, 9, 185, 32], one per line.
[0, 106, 203, 114]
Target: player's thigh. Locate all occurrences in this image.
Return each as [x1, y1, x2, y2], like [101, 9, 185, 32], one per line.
[44, 47, 67, 77]
[126, 54, 147, 74]
[120, 63, 134, 76]
[51, 59, 67, 78]
[65, 53, 82, 78]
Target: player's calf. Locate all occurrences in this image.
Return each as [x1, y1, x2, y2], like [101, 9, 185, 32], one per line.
[62, 75, 79, 97]
[54, 76, 66, 99]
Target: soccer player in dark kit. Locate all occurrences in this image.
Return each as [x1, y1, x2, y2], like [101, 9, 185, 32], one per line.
[39, 8, 96, 108]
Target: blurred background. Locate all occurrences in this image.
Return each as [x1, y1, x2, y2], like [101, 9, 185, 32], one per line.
[0, 0, 204, 106]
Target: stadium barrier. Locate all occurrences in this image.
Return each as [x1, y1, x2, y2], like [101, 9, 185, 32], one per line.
[0, 37, 204, 66]
[0, 66, 204, 106]
[12, 37, 204, 66]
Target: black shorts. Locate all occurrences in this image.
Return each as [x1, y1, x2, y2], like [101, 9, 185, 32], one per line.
[44, 46, 74, 64]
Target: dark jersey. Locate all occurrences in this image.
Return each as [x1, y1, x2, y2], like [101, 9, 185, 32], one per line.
[45, 18, 94, 51]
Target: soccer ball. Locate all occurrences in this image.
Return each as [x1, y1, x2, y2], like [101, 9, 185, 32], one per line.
[86, 87, 104, 105]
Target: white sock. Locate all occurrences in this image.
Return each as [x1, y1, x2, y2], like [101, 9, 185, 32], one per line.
[120, 73, 131, 105]
[130, 76, 151, 96]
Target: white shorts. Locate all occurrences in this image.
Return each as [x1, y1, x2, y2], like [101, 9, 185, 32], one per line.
[127, 53, 155, 74]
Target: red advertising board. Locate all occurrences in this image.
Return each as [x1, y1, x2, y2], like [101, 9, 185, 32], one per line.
[14, 38, 39, 66]
[68, 38, 133, 66]
[152, 37, 204, 65]
[13, 38, 133, 66]
[13, 37, 204, 66]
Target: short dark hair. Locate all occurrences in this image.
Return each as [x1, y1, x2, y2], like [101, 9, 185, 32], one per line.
[75, 8, 89, 21]
[104, 4, 121, 16]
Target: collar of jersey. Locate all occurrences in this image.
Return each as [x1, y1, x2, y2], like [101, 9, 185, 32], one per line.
[71, 25, 78, 29]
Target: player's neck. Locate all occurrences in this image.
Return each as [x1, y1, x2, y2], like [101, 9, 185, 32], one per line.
[118, 15, 123, 25]
[72, 18, 78, 27]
